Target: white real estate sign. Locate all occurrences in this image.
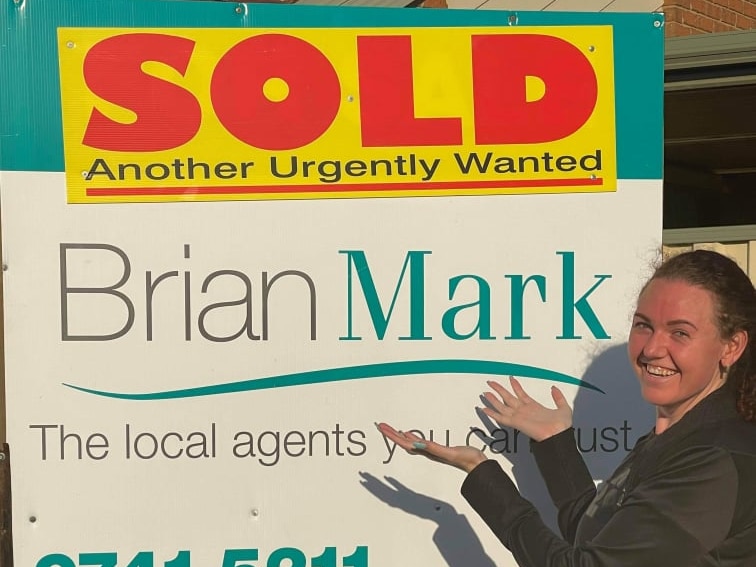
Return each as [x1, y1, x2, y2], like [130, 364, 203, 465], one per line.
[0, 3, 664, 567]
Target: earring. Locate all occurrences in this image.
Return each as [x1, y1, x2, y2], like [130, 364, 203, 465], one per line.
[719, 362, 729, 380]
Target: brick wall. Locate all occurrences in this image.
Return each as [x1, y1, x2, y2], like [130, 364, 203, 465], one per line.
[664, 0, 756, 36]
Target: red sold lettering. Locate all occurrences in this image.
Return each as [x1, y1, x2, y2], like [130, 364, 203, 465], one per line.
[211, 34, 341, 151]
[79, 31, 599, 153]
[471, 34, 598, 144]
[82, 33, 201, 152]
[357, 35, 463, 147]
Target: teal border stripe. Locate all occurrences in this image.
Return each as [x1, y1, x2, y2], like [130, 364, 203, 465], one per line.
[0, 1, 663, 179]
[62, 359, 604, 400]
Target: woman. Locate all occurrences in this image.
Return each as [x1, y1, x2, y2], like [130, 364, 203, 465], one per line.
[379, 249, 756, 566]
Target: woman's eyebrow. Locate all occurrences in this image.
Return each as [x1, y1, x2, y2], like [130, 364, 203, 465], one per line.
[632, 313, 698, 330]
[667, 319, 698, 330]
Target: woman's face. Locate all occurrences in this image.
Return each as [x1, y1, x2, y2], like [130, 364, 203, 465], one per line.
[628, 278, 740, 423]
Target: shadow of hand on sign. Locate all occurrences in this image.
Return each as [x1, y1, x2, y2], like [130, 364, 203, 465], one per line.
[358, 472, 496, 567]
[467, 343, 655, 533]
[471, 408, 558, 533]
[357, 345, 654, 564]
[571, 343, 655, 481]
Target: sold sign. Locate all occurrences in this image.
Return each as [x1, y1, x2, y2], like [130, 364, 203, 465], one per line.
[58, 27, 616, 203]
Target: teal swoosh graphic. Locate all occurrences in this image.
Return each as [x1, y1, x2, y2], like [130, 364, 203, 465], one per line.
[62, 359, 604, 400]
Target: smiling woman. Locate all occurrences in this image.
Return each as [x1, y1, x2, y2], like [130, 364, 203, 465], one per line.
[629, 277, 748, 433]
[379, 249, 756, 566]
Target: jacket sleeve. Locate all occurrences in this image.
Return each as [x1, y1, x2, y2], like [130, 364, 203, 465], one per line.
[460, 445, 738, 567]
[529, 428, 597, 543]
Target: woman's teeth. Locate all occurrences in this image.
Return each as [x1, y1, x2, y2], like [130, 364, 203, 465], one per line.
[646, 364, 676, 377]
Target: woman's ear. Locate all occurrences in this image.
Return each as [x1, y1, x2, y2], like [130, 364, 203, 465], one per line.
[722, 330, 749, 368]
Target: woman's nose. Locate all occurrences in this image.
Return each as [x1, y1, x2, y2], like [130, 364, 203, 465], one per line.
[641, 332, 667, 358]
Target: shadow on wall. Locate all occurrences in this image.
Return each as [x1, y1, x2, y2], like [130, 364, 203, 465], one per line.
[484, 343, 656, 532]
[359, 343, 656, 567]
[359, 473, 497, 567]
[572, 343, 656, 480]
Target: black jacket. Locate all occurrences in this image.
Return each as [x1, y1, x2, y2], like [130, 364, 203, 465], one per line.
[461, 386, 756, 566]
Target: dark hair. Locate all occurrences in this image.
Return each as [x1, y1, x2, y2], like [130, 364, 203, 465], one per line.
[646, 249, 756, 422]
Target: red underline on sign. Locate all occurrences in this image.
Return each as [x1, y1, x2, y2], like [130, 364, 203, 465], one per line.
[86, 177, 604, 196]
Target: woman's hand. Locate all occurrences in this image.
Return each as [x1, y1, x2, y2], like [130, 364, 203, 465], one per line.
[376, 423, 487, 473]
[482, 377, 572, 442]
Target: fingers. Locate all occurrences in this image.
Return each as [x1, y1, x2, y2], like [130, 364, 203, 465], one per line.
[376, 423, 431, 453]
[486, 379, 520, 408]
[375, 422, 400, 440]
[376, 425, 452, 464]
[376, 423, 489, 471]
[550, 386, 570, 409]
[489, 377, 566, 410]
[480, 406, 514, 428]
[482, 390, 510, 414]
[486, 377, 538, 417]
[509, 377, 535, 403]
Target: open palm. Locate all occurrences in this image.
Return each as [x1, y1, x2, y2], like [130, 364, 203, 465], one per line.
[376, 423, 487, 473]
[482, 377, 573, 442]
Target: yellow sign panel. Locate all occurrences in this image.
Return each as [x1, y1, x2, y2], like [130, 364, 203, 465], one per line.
[58, 26, 616, 203]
